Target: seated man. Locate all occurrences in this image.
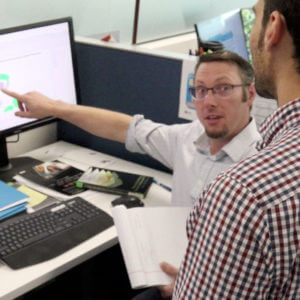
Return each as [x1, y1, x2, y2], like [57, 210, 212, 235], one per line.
[2, 50, 261, 207]
[2, 50, 262, 299]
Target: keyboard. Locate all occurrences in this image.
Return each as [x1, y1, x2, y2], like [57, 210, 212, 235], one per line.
[0, 197, 113, 269]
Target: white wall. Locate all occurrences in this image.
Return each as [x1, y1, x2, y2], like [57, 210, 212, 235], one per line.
[0, 0, 256, 44]
[0, 0, 135, 43]
[138, 32, 198, 55]
[137, 0, 256, 42]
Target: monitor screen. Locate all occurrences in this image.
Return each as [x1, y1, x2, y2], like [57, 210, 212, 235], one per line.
[0, 18, 79, 133]
[0, 18, 80, 180]
[195, 8, 255, 62]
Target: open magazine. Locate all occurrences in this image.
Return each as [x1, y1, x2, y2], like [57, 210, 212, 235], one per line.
[17, 160, 85, 196]
[75, 167, 153, 198]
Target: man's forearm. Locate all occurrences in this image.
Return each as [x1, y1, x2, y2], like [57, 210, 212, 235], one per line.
[54, 102, 133, 143]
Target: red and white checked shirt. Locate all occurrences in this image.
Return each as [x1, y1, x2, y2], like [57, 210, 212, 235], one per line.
[173, 98, 300, 299]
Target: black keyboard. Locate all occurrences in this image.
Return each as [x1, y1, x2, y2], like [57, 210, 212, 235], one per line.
[0, 197, 113, 269]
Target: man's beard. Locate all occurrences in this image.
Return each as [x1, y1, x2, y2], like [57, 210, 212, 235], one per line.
[252, 31, 277, 99]
[205, 129, 228, 139]
[255, 73, 277, 99]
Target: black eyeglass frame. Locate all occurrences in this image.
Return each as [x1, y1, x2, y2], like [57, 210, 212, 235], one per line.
[189, 83, 250, 101]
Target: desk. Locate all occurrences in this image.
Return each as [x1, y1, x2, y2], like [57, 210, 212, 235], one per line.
[0, 141, 172, 300]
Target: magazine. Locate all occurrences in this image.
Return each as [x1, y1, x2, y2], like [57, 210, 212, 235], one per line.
[75, 167, 153, 198]
[18, 160, 86, 196]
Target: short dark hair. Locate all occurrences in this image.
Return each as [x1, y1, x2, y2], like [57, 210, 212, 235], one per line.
[195, 50, 254, 84]
[262, 0, 300, 72]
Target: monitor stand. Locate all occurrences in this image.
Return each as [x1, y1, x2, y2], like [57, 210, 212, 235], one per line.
[0, 156, 41, 182]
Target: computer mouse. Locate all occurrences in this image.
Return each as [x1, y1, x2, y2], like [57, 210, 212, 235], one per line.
[111, 195, 144, 208]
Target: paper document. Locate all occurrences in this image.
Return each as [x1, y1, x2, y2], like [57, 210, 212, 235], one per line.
[112, 205, 190, 289]
[17, 185, 47, 207]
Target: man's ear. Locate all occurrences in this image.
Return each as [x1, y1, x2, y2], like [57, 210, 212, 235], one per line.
[264, 11, 286, 51]
[247, 82, 256, 107]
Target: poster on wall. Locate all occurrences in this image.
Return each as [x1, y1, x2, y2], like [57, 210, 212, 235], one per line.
[178, 58, 197, 121]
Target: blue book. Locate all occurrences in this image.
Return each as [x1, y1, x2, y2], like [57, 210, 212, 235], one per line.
[0, 180, 28, 212]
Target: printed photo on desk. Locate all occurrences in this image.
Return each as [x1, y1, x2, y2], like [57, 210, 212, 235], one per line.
[75, 167, 153, 198]
[17, 160, 85, 196]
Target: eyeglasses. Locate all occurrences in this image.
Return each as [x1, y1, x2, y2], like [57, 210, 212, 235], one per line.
[189, 84, 250, 101]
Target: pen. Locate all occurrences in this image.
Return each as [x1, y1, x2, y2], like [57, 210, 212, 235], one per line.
[153, 179, 172, 192]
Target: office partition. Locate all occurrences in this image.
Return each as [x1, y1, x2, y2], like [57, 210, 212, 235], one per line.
[58, 42, 187, 172]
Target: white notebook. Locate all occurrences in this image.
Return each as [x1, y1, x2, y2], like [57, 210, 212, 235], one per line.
[111, 205, 190, 289]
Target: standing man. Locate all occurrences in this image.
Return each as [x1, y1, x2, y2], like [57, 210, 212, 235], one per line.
[165, 0, 300, 298]
[2, 51, 260, 207]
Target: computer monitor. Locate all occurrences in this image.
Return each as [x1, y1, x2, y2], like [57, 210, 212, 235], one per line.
[195, 8, 255, 62]
[0, 18, 80, 181]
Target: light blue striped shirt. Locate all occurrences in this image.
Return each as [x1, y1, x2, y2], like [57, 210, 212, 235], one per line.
[126, 115, 261, 206]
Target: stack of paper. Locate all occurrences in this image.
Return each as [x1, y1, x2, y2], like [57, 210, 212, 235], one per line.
[0, 180, 29, 220]
[112, 205, 190, 289]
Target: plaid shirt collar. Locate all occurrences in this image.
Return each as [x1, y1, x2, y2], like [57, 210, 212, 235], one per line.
[258, 98, 300, 150]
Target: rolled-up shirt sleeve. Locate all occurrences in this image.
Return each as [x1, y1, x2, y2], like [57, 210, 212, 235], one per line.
[126, 115, 189, 170]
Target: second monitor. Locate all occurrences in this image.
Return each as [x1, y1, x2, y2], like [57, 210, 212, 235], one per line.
[195, 8, 255, 62]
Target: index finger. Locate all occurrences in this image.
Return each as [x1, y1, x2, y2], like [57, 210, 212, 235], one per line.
[1, 88, 26, 111]
[1, 88, 22, 99]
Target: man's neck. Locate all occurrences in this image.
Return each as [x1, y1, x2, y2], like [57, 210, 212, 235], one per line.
[275, 57, 300, 107]
[209, 119, 251, 155]
[209, 138, 231, 155]
[277, 77, 300, 107]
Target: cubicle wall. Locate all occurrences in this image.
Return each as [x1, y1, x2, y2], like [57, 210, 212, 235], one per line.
[58, 41, 188, 172]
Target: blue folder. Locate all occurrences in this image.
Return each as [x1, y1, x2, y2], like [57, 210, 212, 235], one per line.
[0, 180, 28, 210]
[0, 180, 28, 220]
[0, 202, 27, 220]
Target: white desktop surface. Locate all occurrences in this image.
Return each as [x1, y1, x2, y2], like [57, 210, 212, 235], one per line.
[0, 141, 172, 300]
